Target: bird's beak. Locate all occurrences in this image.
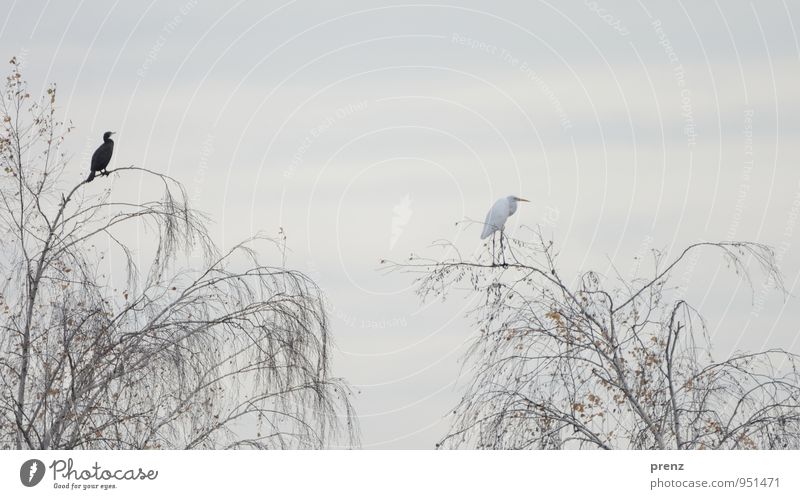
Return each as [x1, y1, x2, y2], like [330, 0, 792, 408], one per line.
[517, 197, 530, 202]
[110, 132, 116, 136]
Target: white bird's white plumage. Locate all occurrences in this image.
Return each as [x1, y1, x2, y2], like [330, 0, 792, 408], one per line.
[480, 195, 528, 239]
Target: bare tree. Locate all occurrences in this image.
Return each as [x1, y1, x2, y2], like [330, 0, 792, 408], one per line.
[390, 224, 800, 449]
[0, 58, 357, 449]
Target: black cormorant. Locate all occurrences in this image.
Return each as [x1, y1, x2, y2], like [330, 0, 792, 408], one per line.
[86, 131, 115, 182]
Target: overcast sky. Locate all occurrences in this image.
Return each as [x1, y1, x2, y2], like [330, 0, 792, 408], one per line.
[3, 0, 799, 448]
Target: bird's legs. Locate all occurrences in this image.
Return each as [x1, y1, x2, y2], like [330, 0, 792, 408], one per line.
[499, 231, 507, 266]
[491, 233, 496, 266]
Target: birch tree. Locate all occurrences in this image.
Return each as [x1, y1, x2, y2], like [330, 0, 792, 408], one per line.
[394, 226, 800, 449]
[0, 58, 356, 449]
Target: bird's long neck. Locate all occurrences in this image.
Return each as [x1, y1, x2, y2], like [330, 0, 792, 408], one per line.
[508, 200, 517, 216]
[105, 138, 114, 145]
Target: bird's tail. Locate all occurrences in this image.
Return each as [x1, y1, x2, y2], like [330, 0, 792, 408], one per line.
[86, 170, 95, 183]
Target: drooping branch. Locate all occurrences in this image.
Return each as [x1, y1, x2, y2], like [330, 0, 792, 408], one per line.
[0, 58, 358, 450]
[389, 227, 800, 450]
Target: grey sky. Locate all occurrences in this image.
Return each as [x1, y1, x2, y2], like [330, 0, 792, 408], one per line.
[2, 0, 799, 448]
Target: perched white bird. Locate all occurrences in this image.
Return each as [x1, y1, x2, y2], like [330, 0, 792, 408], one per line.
[480, 195, 529, 264]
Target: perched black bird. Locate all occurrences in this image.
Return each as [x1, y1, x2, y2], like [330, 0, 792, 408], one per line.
[86, 131, 115, 182]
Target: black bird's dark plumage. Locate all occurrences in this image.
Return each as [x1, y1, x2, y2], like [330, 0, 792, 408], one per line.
[86, 131, 115, 182]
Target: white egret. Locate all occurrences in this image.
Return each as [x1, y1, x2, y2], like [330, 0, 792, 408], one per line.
[480, 195, 529, 265]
